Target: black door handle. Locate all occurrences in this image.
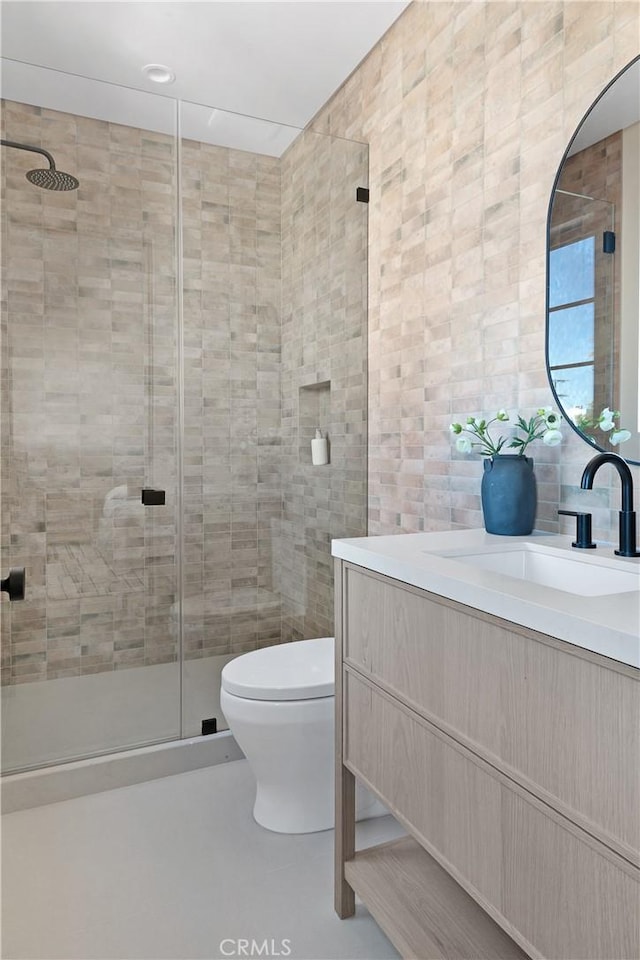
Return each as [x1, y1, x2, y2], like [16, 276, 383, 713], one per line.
[1, 567, 26, 601]
[141, 488, 166, 506]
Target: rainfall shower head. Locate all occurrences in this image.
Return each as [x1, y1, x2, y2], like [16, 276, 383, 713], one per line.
[25, 167, 80, 191]
[1, 139, 79, 191]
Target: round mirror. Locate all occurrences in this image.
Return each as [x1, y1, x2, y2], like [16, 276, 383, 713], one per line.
[546, 56, 640, 465]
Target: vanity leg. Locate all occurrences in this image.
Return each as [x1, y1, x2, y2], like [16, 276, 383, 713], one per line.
[335, 764, 356, 918]
[334, 558, 355, 918]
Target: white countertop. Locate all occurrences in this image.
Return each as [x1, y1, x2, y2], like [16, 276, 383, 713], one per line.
[332, 529, 640, 668]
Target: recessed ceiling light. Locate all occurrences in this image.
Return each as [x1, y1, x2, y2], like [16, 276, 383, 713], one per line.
[142, 64, 175, 85]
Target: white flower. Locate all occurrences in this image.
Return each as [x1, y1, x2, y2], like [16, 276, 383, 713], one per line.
[449, 407, 563, 456]
[599, 407, 615, 431]
[544, 410, 561, 428]
[542, 429, 562, 446]
[610, 429, 631, 445]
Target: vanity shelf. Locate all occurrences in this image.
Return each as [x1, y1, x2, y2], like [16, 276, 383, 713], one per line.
[344, 836, 527, 960]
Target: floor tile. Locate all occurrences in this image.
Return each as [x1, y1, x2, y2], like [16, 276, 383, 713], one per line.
[1, 759, 403, 960]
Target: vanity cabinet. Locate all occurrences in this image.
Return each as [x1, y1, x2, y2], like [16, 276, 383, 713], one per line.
[335, 561, 640, 960]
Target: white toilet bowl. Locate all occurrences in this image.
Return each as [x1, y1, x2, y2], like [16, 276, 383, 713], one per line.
[220, 636, 386, 834]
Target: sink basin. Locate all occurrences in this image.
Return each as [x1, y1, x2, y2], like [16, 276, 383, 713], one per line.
[433, 543, 640, 596]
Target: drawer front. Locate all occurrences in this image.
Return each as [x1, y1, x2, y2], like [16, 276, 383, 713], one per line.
[502, 789, 639, 960]
[344, 564, 639, 852]
[345, 669, 640, 960]
[344, 669, 503, 910]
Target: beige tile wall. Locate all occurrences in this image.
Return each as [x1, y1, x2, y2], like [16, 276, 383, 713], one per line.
[310, 0, 640, 541]
[280, 131, 368, 640]
[1, 100, 179, 684]
[1, 101, 368, 687]
[180, 131, 368, 654]
[180, 138, 284, 659]
[1, 106, 288, 683]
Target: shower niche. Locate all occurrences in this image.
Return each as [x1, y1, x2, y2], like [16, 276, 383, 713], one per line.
[299, 381, 331, 466]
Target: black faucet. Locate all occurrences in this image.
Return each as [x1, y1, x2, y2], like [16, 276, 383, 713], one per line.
[580, 452, 640, 557]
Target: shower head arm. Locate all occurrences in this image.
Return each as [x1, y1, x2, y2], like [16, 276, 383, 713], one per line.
[1, 139, 56, 170]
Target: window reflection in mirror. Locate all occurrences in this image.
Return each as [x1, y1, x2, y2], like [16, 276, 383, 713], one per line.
[547, 57, 639, 464]
[549, 203, 612, 424]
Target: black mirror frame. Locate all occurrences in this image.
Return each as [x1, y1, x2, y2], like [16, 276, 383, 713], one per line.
[545, 54, 640, 466]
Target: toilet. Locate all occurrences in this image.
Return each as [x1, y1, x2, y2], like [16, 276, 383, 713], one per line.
[220, 636, 386, 833]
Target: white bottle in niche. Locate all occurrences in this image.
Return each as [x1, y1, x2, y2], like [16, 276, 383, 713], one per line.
[311, 428, 329, 465]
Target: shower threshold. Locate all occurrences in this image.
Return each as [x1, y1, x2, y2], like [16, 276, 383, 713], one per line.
[1, 730, 243, 814]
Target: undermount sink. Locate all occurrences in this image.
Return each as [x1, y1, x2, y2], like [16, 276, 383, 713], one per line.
[433, 543, 640, 597]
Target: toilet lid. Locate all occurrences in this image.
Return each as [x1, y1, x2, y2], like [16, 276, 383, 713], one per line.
[221, 636, 334, 701]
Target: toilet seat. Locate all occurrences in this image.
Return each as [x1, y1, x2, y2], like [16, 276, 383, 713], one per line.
[220, 636, 334, 701]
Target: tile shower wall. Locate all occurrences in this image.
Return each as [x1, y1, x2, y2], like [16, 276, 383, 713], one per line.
[1, 102, 368, 691]
[1, 100, 179, 685]
[180, 139, 284, 659]
[309, 0, 639, 542]
[179, 131, 368, 657]
[280, 132, 368, 640]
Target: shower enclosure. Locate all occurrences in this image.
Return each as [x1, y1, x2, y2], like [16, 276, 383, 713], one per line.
[0, 64, 368, 774]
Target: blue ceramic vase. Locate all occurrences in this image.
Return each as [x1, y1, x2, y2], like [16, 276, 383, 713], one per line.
[481, 455, 536, 536]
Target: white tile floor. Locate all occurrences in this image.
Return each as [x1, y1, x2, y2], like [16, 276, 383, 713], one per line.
[1, 759, 404, 960]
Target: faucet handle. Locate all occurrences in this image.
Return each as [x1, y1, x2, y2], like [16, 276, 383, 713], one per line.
[558, 510, 597, 549]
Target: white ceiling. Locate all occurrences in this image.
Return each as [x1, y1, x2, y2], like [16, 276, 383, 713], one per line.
[0, 1, 410, 154]
[569, 58, 639, 155]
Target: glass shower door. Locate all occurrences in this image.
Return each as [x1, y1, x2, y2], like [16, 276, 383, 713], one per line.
[177, 101, 369, 738]
[177, 100, 296, 736]
[1, 67, 181, 772]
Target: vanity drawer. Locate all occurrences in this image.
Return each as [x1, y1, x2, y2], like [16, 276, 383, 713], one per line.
[344, 668, 640, 960]
[343, 563, 639, 854]
[344, 668, 503, 910]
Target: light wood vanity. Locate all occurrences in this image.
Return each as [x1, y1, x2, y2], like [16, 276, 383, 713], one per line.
[333, 535, 639, 960]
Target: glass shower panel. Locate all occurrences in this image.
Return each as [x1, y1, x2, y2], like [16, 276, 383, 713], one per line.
[178, 101, 299, 736]
[178, 100, 368, 737]
[1, 68, 180, 772]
